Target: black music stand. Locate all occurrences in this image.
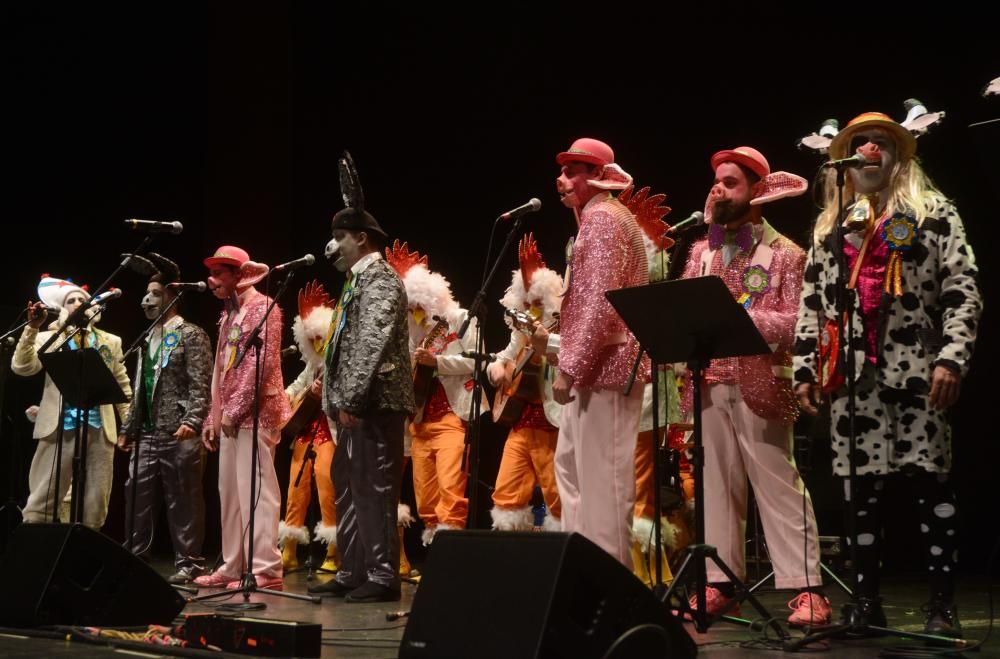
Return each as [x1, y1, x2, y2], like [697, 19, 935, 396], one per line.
[39, 348, 128, 524]
[607, 276, 783, 636]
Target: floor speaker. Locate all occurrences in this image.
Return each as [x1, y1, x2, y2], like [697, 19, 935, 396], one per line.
[400, 531, 696, 659]
[0, 523, 186, 627]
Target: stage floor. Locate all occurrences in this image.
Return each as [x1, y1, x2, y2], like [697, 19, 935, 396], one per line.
[0, 567, 996, 658]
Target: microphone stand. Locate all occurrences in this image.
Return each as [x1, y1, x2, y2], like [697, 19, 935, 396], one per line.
[120, 291, 188, 561]
[458, 214, 527, 528]
[191, 272, 319, 607]
[784, 167, 966, 650]
[284, 433, 334, 580]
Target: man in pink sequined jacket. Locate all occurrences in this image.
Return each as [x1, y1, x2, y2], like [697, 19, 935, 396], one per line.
[679, 147, 829, 626]
[536, 138, 649, 567]
[195, 245, 290, 591]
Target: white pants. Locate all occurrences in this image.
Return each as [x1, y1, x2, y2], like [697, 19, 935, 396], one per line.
[556, 386, 642, 567]
[23, 429, 114, 529]
[701, 383, 822, 589]
[218, 428, 282, 578]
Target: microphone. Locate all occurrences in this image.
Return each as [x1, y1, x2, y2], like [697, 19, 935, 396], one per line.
[665, 211, 705, 235]
[273, 254, 316, 273]
[823, 153, 870, 169]
[89, 288, 123, 306]
[166, 281, 208, 292]
[461, 350, 497, 363]
[123, 219, 184, 234]
[498, 198, 542, 221]
[281, 345, 300, 358]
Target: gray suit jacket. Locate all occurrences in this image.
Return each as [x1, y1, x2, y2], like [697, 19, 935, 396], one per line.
[121, 318, 213, 438]
[323, 258, 415, 417]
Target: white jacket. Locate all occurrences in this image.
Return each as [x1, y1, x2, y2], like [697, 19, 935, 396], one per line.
[410, 308, 488, 424]
[491, 329, 561, 428]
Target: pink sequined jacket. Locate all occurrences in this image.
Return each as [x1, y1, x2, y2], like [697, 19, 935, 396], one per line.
[209, 288, 290, 435]
[682, 220, 805, 424]
[559, 194, 649, 390]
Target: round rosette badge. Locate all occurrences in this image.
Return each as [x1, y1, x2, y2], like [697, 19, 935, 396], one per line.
[882, 213, 919, 252]
[740, 264, 772, 307]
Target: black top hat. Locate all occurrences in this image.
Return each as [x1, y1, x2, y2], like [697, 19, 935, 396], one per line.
[331, 207, 388, 239]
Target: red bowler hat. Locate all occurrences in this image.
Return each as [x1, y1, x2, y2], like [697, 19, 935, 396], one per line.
[204, 245, 250, 268]
[710, 146, 771, 179]
[556, 137, 615, 167]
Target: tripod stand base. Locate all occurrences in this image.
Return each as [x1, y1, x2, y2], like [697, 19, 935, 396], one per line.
[782, 598, 970, 652]
[663, 543, 788, 639]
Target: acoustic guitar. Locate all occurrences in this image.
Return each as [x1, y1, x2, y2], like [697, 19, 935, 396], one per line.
[282, 389, 321, 439]
[412, 315, 450, 409]
[491, 309, 559, 427]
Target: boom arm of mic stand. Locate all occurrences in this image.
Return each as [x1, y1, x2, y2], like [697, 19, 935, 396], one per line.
[121, 292, 186, 361]
[458, 215, 526, 340]
[233, 274, 294, 371]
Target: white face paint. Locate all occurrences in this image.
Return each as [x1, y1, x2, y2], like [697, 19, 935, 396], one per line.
[141, 282, 165, 320]
[328, 230, 363, 273]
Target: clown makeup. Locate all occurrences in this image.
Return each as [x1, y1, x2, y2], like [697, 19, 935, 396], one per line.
[556, 161, 600, 210]
[709, 162, 758, 228]
[848, 128, 897, 196]
[141, 282, 166, 320]
[207, 264, 239, 300]
[64, 291, 87, 315]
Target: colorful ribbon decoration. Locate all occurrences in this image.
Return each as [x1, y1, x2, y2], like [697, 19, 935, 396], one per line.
[882, 213, 919, 297]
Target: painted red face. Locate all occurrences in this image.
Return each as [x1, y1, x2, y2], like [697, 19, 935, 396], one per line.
[556, 161, 599, 210]
[207, 265, 239, 299]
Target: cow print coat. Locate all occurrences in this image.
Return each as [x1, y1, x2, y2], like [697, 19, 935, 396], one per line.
[793, 197, 981, 476]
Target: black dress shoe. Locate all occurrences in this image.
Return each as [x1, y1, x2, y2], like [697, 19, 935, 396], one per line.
[307, 578, 354, 597]
[923, 601, 963, 639]
[841, 597, 887, 637]
[345, 581, 401, 603]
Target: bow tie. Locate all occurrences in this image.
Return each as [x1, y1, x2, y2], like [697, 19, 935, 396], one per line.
[708, 222, 754, 252]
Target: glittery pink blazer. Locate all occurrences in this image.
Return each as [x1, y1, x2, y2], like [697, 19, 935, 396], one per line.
[682, 221, 805, 424]
[559, 195, 649, 390]
[209, 289, 291, 435]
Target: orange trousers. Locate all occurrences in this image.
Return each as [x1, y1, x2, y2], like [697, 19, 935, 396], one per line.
[634, 429, 694, 521]
[492, 426, 560, 521]
[410, 412, 468, 529]
[284, 439, 336, 532]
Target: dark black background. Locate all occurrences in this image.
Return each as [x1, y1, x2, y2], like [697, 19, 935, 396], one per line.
[2, 5, 996, 574]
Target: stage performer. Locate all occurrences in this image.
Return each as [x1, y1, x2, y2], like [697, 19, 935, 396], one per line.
[794, 112, 981, 637]
[385, 240, 484, 545]
[680, 147, 830, 626]
[278, 279, 339, 572]
[194, 246, 289, 590]
[531, 137, 648, 568]
[308, 208, 414, 603]
[13, 276, 132, 530]
[486, 233, 563, 532]
[118, 254, 212, 584]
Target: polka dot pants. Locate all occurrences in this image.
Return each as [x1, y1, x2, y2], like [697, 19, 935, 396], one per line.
[844, 471, 958, 602]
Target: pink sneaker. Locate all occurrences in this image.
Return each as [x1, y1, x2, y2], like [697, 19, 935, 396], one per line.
[787, 592, 833, 627]
[687, 585, 741, 618]
[225, 574, 284, 591]
[193, 571, 237, 587]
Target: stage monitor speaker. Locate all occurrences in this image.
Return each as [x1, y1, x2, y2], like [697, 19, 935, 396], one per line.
[0, 523, 186, 627]
[399, 531, 696, 659]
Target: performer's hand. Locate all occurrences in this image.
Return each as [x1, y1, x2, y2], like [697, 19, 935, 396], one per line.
[173, 423, 197, 440]
[338, 409, 359, 428]
[414, 348, 437, 367]
[553, 372, 575, 404]
[221, 414, 237, 439]
[795, 382, 821, 416]
[201, 426, 219, 452]
[309, 377, 323, 399]
[26, 301, 48, 329]
[929, 365, 961, 410]
[530, 325, 549, 356]
[116, 434, 132, 451]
